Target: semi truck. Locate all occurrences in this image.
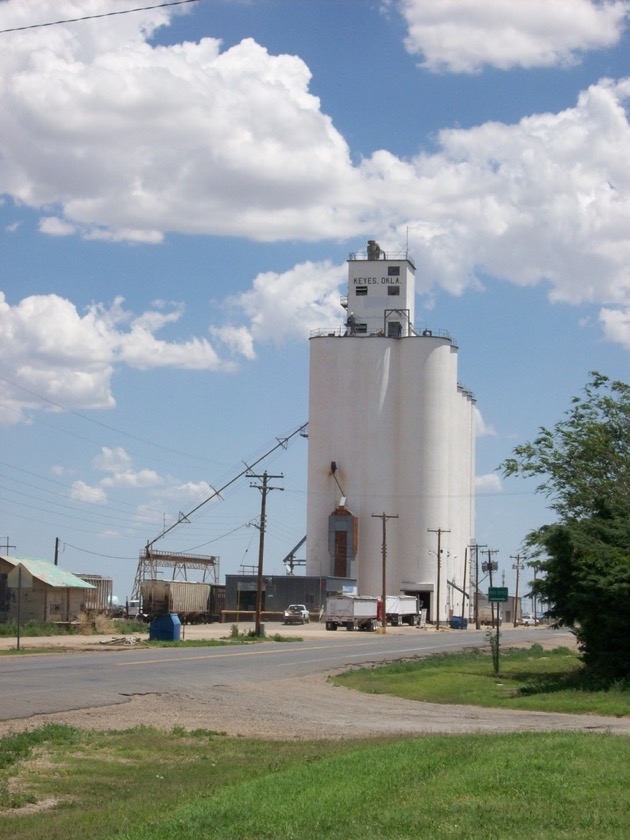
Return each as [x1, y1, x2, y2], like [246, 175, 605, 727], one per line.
[325, 595, 380, 631]
[325, 594, 420, 630]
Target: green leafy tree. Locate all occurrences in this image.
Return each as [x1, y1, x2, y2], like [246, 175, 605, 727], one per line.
[502, 372, 630, 520]
[501, 373, 630, 682]
[529, 504, 630, 681]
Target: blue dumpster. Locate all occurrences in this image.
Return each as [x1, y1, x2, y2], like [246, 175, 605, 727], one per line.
[149, 612, 181, 641]
[449, 616, 468, 630]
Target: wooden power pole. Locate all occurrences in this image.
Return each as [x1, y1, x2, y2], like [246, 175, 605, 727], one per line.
[428, 527, 450, 629]
[372, 512, 398, 632]
[248, 470, 283, 637]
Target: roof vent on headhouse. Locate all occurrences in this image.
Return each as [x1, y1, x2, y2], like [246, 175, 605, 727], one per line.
[367, 240, 383, 260]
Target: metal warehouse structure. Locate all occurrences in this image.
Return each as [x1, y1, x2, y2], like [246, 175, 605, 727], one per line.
[224, 574, 355, 621]
[0, 555, 96, 624]
[306, 240, 476, 624]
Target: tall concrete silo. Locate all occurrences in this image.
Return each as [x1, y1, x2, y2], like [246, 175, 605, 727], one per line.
[306, 241, 476, 623]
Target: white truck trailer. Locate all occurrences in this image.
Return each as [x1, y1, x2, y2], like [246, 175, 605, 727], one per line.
[385, 595, 419, 626]
[325, 595, 380, 631]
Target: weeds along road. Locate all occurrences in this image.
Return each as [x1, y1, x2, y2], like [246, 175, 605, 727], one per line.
[1, 626, 570, 722]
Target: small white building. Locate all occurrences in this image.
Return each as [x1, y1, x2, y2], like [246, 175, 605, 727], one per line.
[306, 241, 476, 623]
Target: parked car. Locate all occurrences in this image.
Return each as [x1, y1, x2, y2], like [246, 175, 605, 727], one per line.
[283, 604, 310, 624]
[519, 614, 538, 626]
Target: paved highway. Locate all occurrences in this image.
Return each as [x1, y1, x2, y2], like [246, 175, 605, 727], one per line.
[0, 627, 570, 721]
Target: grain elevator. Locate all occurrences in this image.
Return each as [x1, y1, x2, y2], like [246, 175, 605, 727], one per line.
[306, 241, 476, 623]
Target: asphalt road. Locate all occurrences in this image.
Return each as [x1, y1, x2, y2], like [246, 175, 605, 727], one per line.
[1, 627, 569, 721]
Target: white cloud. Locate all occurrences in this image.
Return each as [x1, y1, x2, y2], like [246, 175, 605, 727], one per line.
[599, 305, 630, 347]
[51, 465, 73, 477]
[474, 407, 496, 438]
[70, 479, 107, 504]
[1, 0, 630, 364]
[160, 481, 216, 503]
[0, 1, 356, 243]
[133, 479, 217, 528]
[392, 77, 630, 308]
[0, 292, 234, 424]
[92, 447, 133, 474]
[92, 446, 162, 489]
[475, 473, 503, 493]
[209, 325, 256, 361]
[118, 328, 228, 372]
[38, 216, 77, 237]
[395, 0, 630, 73]
[212, 260, 346, 357]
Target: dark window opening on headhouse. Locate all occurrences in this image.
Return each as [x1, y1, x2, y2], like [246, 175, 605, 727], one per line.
[387, 286, 400, 295]
[355, 286, 368, 296]
[387, 266, 400, 275]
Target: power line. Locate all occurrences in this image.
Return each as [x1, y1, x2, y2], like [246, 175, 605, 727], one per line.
[62, 542, 136, 561]
[0, 0, 199, 34]
[0, 459, 165, 518]
[144, 421, 307, 550]
[0, 376, 222, 464]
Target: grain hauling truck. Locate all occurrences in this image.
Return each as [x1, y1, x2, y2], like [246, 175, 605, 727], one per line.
[325, 595, 380, 631]
[384, 595, 419, 626]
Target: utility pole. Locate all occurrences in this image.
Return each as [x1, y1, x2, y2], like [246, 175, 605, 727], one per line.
[531, 561, 540, 619]
[1, 536, 16, 555]
[372, 512, 398, 632]
[482, 549, 499, 628]
[248, 470, 284, 637]
[428, 527, 450, 629]
[469, 543, 486, 630]
[461, 546, 468, 624]
[511, 553, 524, 627]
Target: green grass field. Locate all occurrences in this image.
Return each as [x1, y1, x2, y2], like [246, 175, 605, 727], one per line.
[331, 644, 630, 716]
[1, 645, 629, 840]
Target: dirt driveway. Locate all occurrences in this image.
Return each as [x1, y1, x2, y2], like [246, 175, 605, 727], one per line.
[1, 624, 629, 740]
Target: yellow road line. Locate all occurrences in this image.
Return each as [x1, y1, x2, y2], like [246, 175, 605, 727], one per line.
[115, 642, 363, 667]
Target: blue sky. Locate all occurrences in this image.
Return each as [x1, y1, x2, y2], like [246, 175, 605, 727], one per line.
[2, 0, 630, 602]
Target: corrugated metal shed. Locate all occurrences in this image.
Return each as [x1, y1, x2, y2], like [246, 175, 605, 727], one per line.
[2, 556, 95, 590]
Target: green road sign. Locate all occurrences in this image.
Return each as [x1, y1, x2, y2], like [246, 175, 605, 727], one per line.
[488, 586, 508, 602]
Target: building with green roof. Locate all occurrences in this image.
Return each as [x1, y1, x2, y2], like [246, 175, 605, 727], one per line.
[0, 555, 96, 624]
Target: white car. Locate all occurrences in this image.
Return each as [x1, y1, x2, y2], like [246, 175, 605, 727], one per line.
[283, 604, 310, 624]
[520, 614, 538, 626]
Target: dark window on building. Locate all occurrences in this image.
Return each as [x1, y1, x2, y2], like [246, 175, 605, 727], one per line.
[355, 286, 368, 296]
[387, 286, 400, 295]
[355, 323, 368, 334]
[387, 266, 400, 275]
[388, 321, 402, 338]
